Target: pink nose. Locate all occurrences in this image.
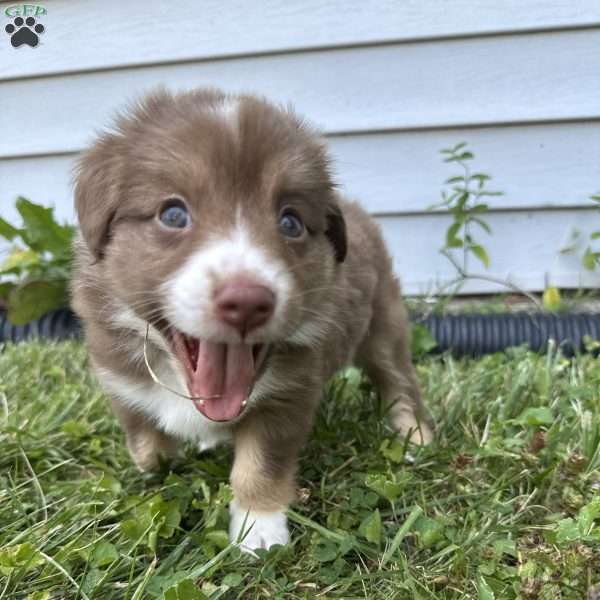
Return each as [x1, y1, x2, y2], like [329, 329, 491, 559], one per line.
[215, 280, 275, 335]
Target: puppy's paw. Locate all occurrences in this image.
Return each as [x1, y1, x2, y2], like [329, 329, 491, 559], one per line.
[197, 429, 232, 454]
[229, 500, 289, 554]
[126, 429, 179, 472]
[198, 439, 217, 453]
[393, 408, 434, 445]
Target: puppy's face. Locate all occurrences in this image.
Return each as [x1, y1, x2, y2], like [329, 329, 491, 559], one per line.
[75, 90, 346, 422]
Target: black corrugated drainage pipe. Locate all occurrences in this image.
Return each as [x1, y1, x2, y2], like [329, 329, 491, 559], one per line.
[0, 308, 81, 343]
[0, 308, 599, 357]
[417, 312, 600, 357]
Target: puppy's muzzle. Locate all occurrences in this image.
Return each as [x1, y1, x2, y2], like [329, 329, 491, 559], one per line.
[214, 277, 275, 337]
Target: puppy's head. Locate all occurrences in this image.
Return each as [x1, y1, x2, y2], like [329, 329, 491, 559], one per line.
[75, 88, 346, 422]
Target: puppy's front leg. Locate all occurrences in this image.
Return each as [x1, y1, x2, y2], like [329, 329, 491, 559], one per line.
[111, 398, 179, 472]
[229, 404, 313, 552]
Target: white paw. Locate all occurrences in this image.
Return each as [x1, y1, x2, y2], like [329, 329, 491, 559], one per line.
[197, 427, 232, 453]
[198, 439, 217, 453]
[229, 500, 289, 553]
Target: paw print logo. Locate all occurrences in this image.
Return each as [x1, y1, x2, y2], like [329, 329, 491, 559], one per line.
[5, 16, 45, 48]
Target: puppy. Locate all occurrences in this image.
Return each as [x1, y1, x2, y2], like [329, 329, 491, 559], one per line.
[72, 88, 433, 551]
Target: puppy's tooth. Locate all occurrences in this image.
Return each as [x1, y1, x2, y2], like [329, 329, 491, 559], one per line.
[198, 399, 205, 406]
[241, 400, 247, 407]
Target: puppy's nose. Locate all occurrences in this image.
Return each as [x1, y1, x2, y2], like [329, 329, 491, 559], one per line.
[215, 279, 275, 335]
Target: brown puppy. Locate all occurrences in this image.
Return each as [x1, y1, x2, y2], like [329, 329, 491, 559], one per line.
[72, 88, 433, 551]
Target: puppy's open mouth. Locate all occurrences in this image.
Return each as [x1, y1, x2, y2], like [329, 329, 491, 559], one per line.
[171, 331, 268, 422]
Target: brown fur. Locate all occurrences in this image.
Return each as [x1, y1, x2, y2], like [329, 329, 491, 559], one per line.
[110, 398, 179, 471]
[72, 87, 433, 521]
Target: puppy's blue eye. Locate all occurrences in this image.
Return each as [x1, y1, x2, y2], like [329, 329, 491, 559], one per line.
[159, 202, 190, 229]
[278, 211, 304, 238]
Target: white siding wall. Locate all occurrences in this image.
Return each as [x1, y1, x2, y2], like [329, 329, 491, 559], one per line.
[1, 0, 599, 294]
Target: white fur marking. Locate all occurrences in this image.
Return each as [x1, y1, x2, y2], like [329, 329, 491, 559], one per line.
[208, 97, 239, 133]
[164, 224, 292, 344]
[219, 97, 239, 125]
[229, 500, 289, 552]
[96, 367, 232, 447]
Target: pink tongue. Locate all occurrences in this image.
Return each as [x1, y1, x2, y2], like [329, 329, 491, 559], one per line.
[189, 341, 254, 421]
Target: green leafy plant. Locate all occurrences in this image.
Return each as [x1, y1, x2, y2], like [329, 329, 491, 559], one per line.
[0, 197, 74, 324]
[430, 142, 502, 274]
[428, 144, 542, 308]
[410, 322, 437, 359]
[582, 194, 600, 271]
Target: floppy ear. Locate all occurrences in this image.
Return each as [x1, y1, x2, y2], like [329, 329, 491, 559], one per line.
[325, 203, 347, 263]
[74, 140, 122, 259]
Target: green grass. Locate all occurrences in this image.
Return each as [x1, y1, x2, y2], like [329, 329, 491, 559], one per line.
[1, 341, 599, 599]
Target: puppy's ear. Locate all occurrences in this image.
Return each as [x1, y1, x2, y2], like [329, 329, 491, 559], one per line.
[74, 139, 122, 259]
[325, 204, 347, 263]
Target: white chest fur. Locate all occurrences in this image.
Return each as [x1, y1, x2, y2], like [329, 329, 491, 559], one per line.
[96, 366, 232, 448]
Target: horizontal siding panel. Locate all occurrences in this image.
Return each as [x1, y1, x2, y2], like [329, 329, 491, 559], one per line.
[2, 29, 600, 158]
[1, 121, 598, 217]
[2, 0, 600, 81]
[379, 209, 600, 294]
[0, 156, 76, 224]
[332, 122, 600, 213]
